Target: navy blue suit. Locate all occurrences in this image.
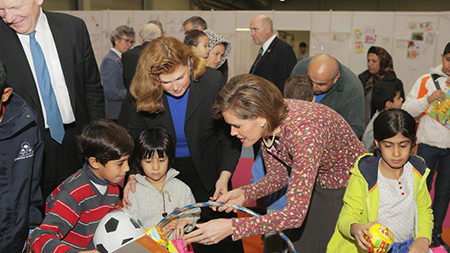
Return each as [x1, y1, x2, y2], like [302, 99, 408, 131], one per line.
[100, 49, 127, 120]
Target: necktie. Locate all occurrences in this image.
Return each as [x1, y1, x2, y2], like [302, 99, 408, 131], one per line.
[29, 31, 65, 144]
[250, 47, 264, 74]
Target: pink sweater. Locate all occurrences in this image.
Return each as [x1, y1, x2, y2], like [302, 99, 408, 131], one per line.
[232, 99, 366, 239]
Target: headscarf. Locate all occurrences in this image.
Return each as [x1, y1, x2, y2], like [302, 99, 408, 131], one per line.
[203, 29, 231, 69]
[365, 46, 395, 94]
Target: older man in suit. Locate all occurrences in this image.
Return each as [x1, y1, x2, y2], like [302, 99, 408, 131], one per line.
[100, 25, 134, 120]
[249, 14, 297, 92]
[0, 0, 104, 203]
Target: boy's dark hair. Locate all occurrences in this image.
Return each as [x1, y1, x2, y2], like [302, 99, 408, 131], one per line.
[131, 127, 175, 175]
[299, 42, 307, 48]
[182, 16, 207, 30]
[0, 60, 7, 94]
[373, 108, 416, 146]
[443, 41, 450, 55]
[184, 30, 207, 47]
[283, 75, 314, 101]
[78, 119, 134, 165]
[371, 79, 403, 112]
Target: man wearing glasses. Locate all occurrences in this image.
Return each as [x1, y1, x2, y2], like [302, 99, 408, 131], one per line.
[100, 25, 135, 121]
[291, 54, 365, 138]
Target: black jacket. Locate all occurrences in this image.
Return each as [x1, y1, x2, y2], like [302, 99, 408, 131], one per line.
[127, 68, 241, 193]
[0, 92, 43, 252]
[249, 37, 297, 92]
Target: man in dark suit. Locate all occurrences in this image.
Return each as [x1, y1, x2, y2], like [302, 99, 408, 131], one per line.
[118, 23, 162, 128]
[249, 14, 297, 92]
[0, 0, 104, 201]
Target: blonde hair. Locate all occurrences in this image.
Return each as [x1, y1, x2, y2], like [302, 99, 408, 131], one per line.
[130, 37, 205, 113]
[212, 74, 288, 133]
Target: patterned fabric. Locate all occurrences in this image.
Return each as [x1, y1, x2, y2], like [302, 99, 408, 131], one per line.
[378, 161, 415, 242]
[231, 99, 366, 240]
[29, 31, 65, 143]
[31, 166, 119, 252]
[203, 29, 231, 68]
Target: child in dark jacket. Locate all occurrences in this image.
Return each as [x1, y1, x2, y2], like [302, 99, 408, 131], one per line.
[31, 120, 133, 252]
[0, 60, 43, 252]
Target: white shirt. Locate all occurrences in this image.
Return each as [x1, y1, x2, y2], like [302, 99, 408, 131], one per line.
[402, 65, 449, 149]
[111, 48, 121, 59]
[377, 160, 416, 242]
[17, 9, 75, 127]
[261, 34, 277, 55]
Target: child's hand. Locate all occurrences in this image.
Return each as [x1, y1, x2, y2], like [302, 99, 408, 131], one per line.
[163, 220, 178, 237]
[408, 237, 429, 253]
[427, 90, 446, 104]
[122, 175, 136, 208]
[174, 219, 193, 239]
[350, 221, 378, 251]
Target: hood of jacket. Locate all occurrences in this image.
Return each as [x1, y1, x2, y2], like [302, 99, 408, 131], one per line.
[430, 64, 448, 77]
[353, 153, 428, 191]
[135, 168, 180, 189]
[0, 92, 36, 140]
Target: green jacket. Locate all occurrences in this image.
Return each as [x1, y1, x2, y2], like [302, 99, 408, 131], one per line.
[327, 153, 433, 253]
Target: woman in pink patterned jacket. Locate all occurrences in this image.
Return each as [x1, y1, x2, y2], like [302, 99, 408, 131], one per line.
[185, 74, 366, 253]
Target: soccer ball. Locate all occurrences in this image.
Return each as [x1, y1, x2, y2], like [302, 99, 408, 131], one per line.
[93, 210, 145, 252]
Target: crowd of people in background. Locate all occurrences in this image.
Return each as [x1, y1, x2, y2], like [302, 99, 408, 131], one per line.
[0, 1, 449, 252]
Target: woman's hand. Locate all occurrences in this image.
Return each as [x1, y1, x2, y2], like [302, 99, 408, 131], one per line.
[122, 175, 136, 208]
[163, 220, 178, 237]
[173, 219, 193, 239]
[350, 222, 378, 251]
[215, 188, 246, 213]
[212, 171, 232, 201]
[408, 237, 429, 253]
[184, 219, 232, 245]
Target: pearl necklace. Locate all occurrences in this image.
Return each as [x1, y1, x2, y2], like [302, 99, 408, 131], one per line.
[262, 133, 276, 148]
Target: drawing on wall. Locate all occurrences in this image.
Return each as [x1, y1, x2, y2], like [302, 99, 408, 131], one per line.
[425, 32, 435, 44]
[354, 29, 364, 54]
[407, 41, 419, 59]
[408, 22, 417, 30]
[420, 21, 433, 31]
[363, 26, 377, 44]
[411, 32, 424, 41]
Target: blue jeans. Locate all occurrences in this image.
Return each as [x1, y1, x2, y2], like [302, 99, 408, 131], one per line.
[417, 143, 450, 235]
[391, 237, 414, 253]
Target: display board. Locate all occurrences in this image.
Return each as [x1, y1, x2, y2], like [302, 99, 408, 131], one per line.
[62, 10, 449, 92]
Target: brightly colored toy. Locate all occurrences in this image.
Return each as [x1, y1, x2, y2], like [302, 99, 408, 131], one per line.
[145, 225, 169, 248]
[365, 223, 395, 253]
[93, 210, 145, 253]
[167, 238, 194, 253]
[157, 201, 298, 253]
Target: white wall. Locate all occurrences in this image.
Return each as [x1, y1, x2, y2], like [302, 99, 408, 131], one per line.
[59, 10, 450, 93]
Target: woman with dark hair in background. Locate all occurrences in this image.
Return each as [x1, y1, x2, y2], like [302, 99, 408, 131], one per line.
[359, 46, 405, 125]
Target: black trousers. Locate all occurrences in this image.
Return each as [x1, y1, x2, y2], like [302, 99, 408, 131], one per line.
[174, 157, 244, 253]
[41, 124, 83, 205]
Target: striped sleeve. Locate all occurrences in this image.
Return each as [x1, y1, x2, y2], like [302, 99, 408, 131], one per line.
[31, 190, 81, 253]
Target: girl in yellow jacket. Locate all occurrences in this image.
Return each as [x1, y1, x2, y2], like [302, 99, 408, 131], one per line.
[327, 109, 433, 253]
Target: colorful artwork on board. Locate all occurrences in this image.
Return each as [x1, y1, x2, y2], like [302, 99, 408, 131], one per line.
[407, 41, 419, 59]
